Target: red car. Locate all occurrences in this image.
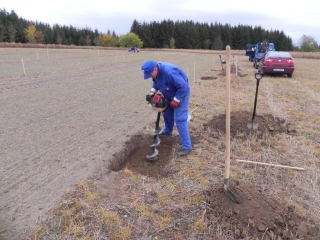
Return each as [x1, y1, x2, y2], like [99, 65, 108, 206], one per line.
[258, 51, 295, 78]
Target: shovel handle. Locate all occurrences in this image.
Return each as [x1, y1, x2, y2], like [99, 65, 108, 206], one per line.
[255, 72, 264, 80]
[251, 78, 260, 122]
[251, 72, 264, 122]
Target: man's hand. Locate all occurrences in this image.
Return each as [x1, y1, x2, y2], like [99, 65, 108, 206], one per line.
[170, 99, 179, 108]
[146, 91, 155, 102]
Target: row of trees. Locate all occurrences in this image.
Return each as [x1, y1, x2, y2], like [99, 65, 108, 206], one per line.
[0, 8, 319, 51]
[130, 20, 294, 51]
[0, 9, 118, 46]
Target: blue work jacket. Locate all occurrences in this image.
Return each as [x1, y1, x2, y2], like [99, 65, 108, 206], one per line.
[151, 62, 190, 102]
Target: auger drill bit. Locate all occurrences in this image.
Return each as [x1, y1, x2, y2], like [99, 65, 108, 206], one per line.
[146, 112, 161, 161]
[149, 135, 161, 147]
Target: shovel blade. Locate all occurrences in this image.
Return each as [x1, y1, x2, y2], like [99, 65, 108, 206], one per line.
[247, 121, 258, 130]
[149, 136, 160, 147]
[252, 122, 258, 130]
[224, 187, 240, 204]
[223, 179, 240, 204]
[146, 148, 158, 161]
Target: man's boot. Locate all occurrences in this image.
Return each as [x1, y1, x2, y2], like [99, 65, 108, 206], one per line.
[178, 149, 191, 157]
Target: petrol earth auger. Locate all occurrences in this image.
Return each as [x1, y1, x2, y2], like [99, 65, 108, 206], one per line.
[145, 93, 168, 161]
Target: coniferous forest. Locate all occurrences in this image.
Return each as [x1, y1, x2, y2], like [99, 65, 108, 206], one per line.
[0, 8, 293, 50]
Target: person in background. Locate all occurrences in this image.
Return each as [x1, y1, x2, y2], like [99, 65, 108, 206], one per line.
[141, 60, 192, 157]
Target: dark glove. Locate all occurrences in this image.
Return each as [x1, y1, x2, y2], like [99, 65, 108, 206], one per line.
[170, 99, 179, 108]
[146, 91, 155, 102]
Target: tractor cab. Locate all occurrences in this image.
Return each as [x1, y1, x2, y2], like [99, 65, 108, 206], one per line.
[245, 44, 256, 61]
[268, 43, 275, 51]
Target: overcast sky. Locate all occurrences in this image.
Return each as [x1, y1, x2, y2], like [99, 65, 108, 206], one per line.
[3, 0, 320, 46]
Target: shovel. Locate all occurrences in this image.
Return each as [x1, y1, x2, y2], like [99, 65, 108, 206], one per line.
[247, 72, 264, 130]
[223, 45, 240, 204]
[146, 112, 161, 161]
[187, 106, 199, 122]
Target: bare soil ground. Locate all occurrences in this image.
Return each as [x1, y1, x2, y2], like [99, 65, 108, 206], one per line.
[0, 48, 214, 239]
[0, 48, 319, 240]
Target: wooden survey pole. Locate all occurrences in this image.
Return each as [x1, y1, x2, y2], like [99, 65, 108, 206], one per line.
[21, 58, 26, 76]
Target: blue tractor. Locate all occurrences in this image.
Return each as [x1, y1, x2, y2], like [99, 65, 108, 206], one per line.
[245, 40, 275, 69]
[245, 44, 256, 62]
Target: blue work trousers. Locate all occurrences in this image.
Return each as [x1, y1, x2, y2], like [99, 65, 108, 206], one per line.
[162, 93, 192, 150]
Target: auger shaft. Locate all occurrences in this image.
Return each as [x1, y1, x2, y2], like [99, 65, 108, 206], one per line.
[146, 112, 161, 160]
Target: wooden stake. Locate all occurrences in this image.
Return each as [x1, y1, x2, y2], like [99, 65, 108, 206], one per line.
[236, 159, 305, 171]
[194, 62, 195, 83]
[235, 56, 238, 77]
[213, 55, 215, 66]
[225, 45, 231, 180]
[190, 106, 199, 114]
[21, 58, 26, 76]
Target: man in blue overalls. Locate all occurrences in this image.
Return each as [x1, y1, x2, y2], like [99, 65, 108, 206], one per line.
[142, 60, 192, 157]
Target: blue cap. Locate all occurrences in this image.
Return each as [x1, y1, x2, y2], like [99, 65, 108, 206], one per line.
[141, 60, 156, 79]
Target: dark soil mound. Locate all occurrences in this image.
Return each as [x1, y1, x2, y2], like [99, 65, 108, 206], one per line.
[205, 182, 309, 239]
[204, 111, 295, 139]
